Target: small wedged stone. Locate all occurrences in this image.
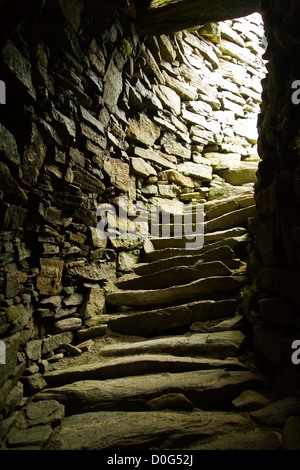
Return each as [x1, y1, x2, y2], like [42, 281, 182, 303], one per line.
[147, 393, 194, 411]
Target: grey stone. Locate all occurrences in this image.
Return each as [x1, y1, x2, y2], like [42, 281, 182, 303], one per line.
[36, 368, 260, 414]
[43, 354, 247, 388]
[147, 393, 194, 411]
[52, 318, 82, 333]
[7, 425, 52, 448]
[25, 400, 65, 427]
[106, 275, 246, 309]
[99, 330, 245, 360]
[250, 396, 300, 426]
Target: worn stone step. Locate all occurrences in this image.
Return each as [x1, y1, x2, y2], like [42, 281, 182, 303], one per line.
[36, 368, 261, 414]
[98, 330, 245, 359]
[149, 227, 247, 249]
[106, 274, 247, 309]
[141, 234, 250, 263]
[109, 299, 238, 335]
[134, 245, 237, 276]
[204, 194, 255, 220]
[183, 430, 280, 450]
[204, 205, 255, 232]
[43, 353, 248, 388]
[115, 261, 231, 291]
[44, 410, 259, 450]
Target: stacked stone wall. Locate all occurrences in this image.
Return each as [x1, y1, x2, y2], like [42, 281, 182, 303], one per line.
[0, 0, 265, 415]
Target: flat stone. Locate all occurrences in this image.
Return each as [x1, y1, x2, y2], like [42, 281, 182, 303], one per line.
[177, 161, 213, 181]
[0, 124, 20, 165]
[45, 410, 252, 450]
[115, 261, 231, 291]
[147, 393, 194, 411]
[134, 147, 176, 170]
[103, 157, 130, 193]
[25, 400, 65, 427]
[218, 163, 258, 185]
[250, 396, 300, 426]
[99, 330, 245, 359]
[52, 318, 82, 333]
[127, 114, 161, 147]
[36, 367, 260, 414]
[106, 275, 246, 309]
[231, 389, 270, 411]
[153, 84, 181, 115]
[2, 40, 36, 100]
[43, 354, 247, 388]
[109, 299, 237, 335]
[130, 157, 157, 178]
[67, 261, 116, 283]
[7, 425, 53, 448]
[205, 206, 256, 232]
[186, 430, 279, 450]
[37, 258, 64, 296]
[134, 245, 236, 276]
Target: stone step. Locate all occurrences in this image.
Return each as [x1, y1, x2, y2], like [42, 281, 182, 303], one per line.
[134, 245, 237, 276]
[204, 194, 255, 220]
[106, 274, 247, 310]
[115, 261, 232, 291]
[204, 205, 255, 232]
[108, 299, 238, 335]
[36, 368, 262, 414]
[149, 227, 247, 249]
[98, 330, 245, 359]
[44, 409, 264, 450]
[141, 234, 250, 263]
[43, 353, 248, 388]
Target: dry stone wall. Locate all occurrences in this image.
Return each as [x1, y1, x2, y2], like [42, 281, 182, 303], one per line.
[0, 0, 265, 416]
[246, 0, 300, 396]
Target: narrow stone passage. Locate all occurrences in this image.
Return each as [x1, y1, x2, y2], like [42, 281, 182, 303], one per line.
[3, 189, 300, 451]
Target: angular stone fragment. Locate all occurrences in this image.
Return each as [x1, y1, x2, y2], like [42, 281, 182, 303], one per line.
[2, 40, 36, 100]
[103, 157, 130, 193]
[67, 261, 116, 283]
[217, 163, 258, 185]
[22, 123, 47, 187]
[130, 157, 157, 178]
[0, 124, 20, 165]
[126, 114, 161, 147]
[37, 258, 64, 296]
[177, 161, 213, 181]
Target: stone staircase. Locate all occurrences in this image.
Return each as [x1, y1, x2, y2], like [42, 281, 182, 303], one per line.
[3, 194, 300, 451]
